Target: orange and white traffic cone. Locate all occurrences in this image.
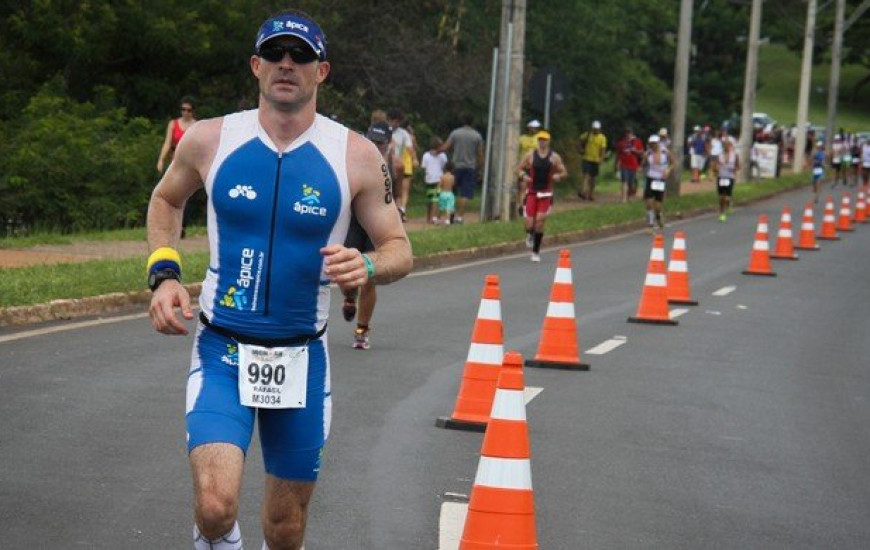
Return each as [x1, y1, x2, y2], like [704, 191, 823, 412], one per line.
[666, 231, 698, 305]
[864, 186, 870, 219]
[817, 197, 840, 241]
[795, 202, 820, 251]
[742, 214, 777, 277]
[628, 234, 678, 325]
[770, 206, 799, 260]
[460, 351, 538, 550]
[525, 249, 589, 371]
[837, 194, 854, 232]
[853, 190, 867, 223]
[437, 275, 504, 432]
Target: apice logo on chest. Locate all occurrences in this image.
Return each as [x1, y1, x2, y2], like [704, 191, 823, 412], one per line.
[293, 184, 328, 217]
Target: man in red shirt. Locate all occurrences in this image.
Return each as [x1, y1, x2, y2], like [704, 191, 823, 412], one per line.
[614, 127, 644, 202]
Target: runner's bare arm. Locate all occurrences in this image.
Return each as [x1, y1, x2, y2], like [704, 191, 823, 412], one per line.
[146, 119, 220, 335]
[322, 132, 412, 290]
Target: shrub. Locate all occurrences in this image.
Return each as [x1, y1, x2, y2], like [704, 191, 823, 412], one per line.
[0, 79, 160, 233]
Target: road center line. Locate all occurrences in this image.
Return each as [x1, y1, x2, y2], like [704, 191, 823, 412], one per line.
[585, 336, 628, 355]
[712, 285, 736, 296]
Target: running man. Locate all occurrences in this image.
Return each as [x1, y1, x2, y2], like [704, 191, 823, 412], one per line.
[716, 138, 740, 222]
[517, 130, 568, 262]
[642, 134, 673, 230]
[145, 10, 412, 549]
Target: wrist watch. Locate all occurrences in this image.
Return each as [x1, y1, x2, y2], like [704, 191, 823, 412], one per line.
[148, 268, 181, 291]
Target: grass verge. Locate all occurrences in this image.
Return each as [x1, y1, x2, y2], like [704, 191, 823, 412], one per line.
[0, 174, 809, 309]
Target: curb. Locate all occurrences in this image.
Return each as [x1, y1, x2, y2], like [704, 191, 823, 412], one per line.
[0, 182, 804, 328]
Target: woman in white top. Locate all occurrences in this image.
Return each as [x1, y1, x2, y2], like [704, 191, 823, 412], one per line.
[642, 135, 673, 229]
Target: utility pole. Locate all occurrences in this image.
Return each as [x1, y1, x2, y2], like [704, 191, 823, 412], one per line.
[669, 0, 694, 197]
[738, 0, 763, 183]
[489, 0, 526, 222]
[824, 0, 845, 152]
[793, 0, 817, 174]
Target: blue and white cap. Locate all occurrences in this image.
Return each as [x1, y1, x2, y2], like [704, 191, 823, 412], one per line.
[255, 13, 327, 61]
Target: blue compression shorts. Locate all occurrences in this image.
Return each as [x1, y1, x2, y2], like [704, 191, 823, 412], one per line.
[185, 323, 332, 481]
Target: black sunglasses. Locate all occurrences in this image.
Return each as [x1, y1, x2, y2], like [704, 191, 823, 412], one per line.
[258, 43, 319, 64]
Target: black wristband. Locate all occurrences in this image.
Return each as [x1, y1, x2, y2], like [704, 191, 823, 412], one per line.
[148, 268, 181, 291]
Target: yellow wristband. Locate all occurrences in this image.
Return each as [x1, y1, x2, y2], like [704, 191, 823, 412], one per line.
[146, 247, 183, 273]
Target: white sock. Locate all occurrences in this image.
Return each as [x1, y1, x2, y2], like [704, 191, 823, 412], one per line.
[194, 521, 243, 549]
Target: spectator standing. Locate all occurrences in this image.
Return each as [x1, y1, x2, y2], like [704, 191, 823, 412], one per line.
[421, 136, 448, 223]
[517, 130, 568, 262]
[688, 125, 708, 183]
[156, 96, 197, 174]
[438, 162, 456, 224]
[642, 134, 673, 230]
[441, 114, 484, 223]
[518, 119, 541, 160]
[614, 127, 643, 202]
[578, 120, 607, 201]
[658, 127, 671, 151]
[387, 109, 416, 221]
[156, 96, 197, 238]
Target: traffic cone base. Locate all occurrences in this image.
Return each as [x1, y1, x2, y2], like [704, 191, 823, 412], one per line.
[435, 416, 486, 432]
[742, 269, 777, 277]
[628, 315, 678, 325]
[770, 255, 799, 261]
[525, 357, 589, 370]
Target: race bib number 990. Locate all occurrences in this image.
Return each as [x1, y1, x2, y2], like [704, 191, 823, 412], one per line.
[238, 343, 308, 409]
[651, 179, 666, 192]
[718, 178, 731, 187]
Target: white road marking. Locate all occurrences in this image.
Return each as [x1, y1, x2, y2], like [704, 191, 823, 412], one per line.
[736, 304, 748, 310]
[670, 308, 689, 319]
[705, 310, 722, 316]
[0, 311, 151, 344]
[712, 285, 737, 296]
[585, 336, 628, 355]
[524, 386, 544, 404]
[439, 501, 469, 550]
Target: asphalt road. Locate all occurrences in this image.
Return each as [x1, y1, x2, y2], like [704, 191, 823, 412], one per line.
[1, 187, 868, 549]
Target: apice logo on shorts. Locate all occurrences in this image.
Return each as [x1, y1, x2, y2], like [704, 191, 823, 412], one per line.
[229, 184, 257, 200]
[294, 184, 327, 217]
[221, 343, 239, 366]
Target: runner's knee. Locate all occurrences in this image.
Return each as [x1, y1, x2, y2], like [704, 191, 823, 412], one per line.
[196, 490, 239, 540]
